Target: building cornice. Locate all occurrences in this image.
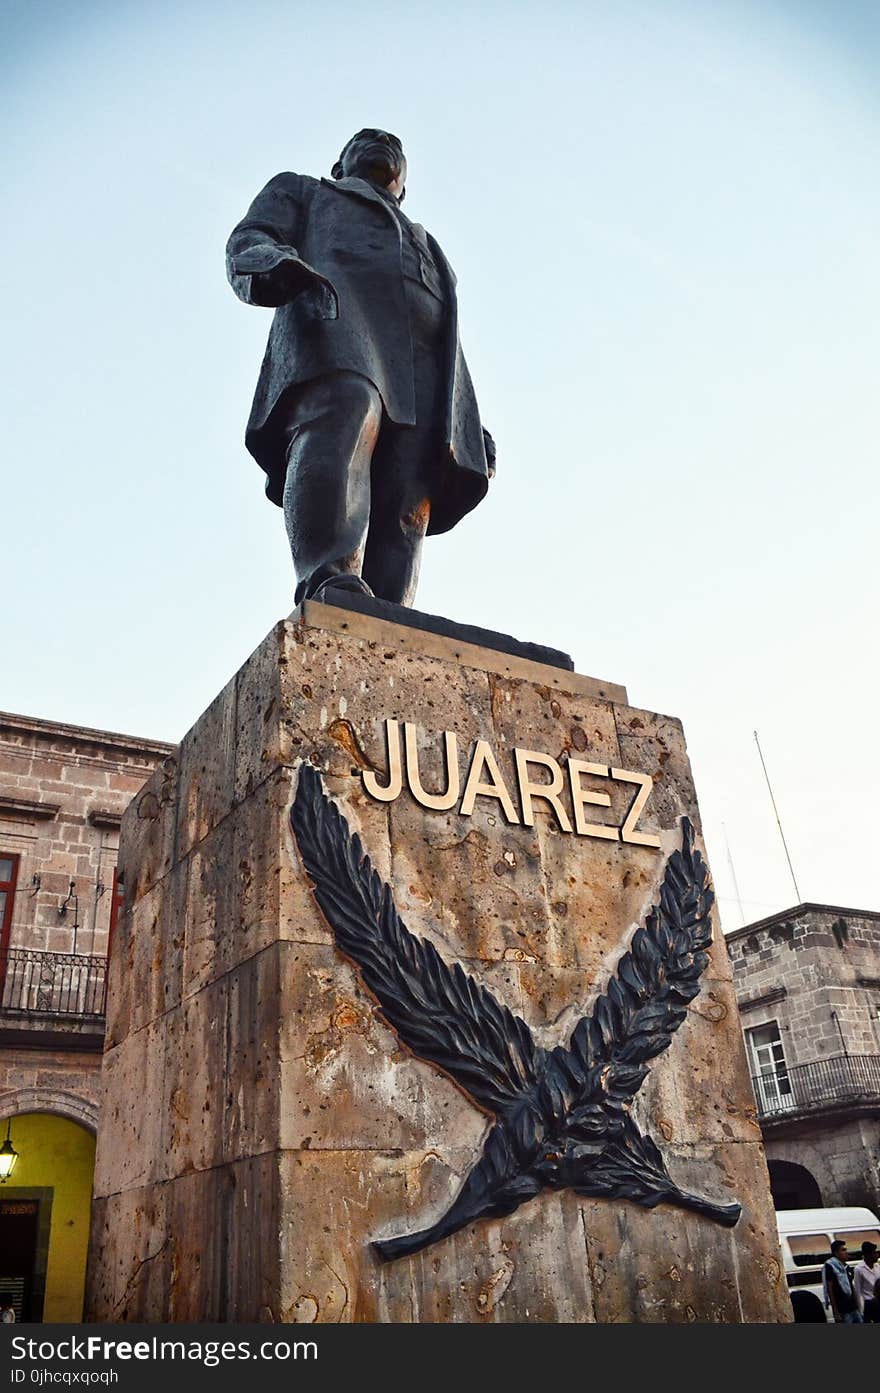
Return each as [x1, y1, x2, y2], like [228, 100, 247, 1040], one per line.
[0, 709, 175, 763]
[725, 903, 880, 944]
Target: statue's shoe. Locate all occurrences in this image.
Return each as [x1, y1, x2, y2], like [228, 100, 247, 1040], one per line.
[309, 573, 375, 604]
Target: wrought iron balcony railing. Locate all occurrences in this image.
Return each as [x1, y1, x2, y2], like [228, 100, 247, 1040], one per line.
[751, 1054, 880, 1119]
[0, 947, 107, 1019]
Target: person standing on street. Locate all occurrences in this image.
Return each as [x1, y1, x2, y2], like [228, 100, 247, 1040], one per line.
[854, 1240, 879, 1322]
[823, 1239, 864, 1323]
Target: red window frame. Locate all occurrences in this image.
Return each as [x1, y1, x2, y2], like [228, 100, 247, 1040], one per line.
[107, 866, 124, 961]
[0, 852, 20, 997]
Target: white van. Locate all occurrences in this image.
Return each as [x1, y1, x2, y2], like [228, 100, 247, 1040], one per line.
[776, 1206, 880, 1321]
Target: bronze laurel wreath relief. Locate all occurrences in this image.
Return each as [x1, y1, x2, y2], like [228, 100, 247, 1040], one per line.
[291, 763, 742, 1261]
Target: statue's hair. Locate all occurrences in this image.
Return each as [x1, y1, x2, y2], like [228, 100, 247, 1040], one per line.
[331, 129, 404, 185]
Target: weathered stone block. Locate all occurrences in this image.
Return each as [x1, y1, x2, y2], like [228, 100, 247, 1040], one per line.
[87, 1185, 169, 1322]
[582, 1141, 789, 1322]
[118, 755, 178, 908]
[174, 677, 237, 865]
[88, 609, 788, 1322]
[93, 1020, 166, 1197]
[106, 859, 187, 1048]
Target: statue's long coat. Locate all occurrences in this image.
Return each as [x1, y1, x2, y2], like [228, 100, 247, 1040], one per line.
[226, 172, 490, 534]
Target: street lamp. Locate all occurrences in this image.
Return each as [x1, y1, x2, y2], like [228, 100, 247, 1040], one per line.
[0, 1120, 18, 1182]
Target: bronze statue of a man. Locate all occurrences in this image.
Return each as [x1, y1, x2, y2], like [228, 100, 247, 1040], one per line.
[226, 129, 496, 608]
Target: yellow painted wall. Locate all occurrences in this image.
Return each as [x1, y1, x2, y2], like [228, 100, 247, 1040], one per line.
[3, 1113, 96, 1322]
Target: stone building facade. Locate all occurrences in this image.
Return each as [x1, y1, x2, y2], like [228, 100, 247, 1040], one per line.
[728, 905, 880, 1214]
[0, 710, 172, 1319]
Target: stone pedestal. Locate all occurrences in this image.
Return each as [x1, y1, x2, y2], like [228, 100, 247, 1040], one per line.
[86, 604, 791, 1322]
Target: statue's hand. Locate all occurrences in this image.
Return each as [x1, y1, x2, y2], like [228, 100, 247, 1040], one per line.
[249, 257, 338, 315]
[482, 428, 497, 479]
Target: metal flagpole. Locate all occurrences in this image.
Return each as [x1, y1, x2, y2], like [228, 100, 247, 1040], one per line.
[753, 730, 802, 904]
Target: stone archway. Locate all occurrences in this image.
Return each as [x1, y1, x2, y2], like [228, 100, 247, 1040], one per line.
[0, 1088, 98, 1135]
[0, 1108, 97, 1322]
[768, 1158, 823, 1210]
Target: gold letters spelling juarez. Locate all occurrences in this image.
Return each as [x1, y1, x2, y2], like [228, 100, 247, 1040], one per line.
[359, 718, 661, 848]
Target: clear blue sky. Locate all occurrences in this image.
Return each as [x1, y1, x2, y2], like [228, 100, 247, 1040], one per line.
[3, 0, 878, 928]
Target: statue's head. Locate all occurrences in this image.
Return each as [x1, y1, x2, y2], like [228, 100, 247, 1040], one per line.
[332, 129, 407, 202]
